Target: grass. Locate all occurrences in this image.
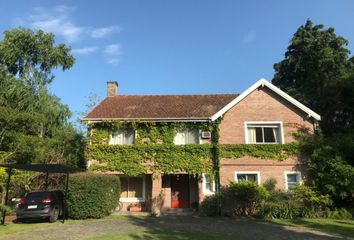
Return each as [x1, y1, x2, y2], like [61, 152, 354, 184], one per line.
[85, 230, 241, 240]
[270, 218, 354, 238]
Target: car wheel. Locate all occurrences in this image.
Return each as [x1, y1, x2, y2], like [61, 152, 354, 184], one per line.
[49, 209, 59, 223]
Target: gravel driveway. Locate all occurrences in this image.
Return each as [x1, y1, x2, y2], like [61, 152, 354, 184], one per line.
[1, 215, 352, 240]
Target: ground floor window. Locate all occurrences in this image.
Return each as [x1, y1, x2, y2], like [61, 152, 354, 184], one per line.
[120, 176, 145, 201]
[235, 171, 260, 184]
[285, 172, 302, 190]
[202, 174, 215, 195]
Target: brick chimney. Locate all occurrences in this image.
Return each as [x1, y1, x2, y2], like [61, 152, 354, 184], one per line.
[107, 81, 118, 97]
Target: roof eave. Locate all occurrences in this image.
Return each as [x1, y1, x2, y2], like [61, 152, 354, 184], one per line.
[211, 78, 321, 121]
[81, 117, 211, 123]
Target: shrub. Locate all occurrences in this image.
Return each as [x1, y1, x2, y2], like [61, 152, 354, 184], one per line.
[67, 173, 120, 219]
[224, 181, 269, 216]
[263, 178, 277, 192]
[259, 185, 336, 219]
[0, 204, 13, 222]
[258, 201, 305, 219]
[292, 185, 333, 210]
[200, 193, 222, 217]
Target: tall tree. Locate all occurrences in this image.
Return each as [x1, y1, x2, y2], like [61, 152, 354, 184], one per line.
[0, 28, 75, 136]
[0, 28, 84, 167]
[272, 19, 354, 134]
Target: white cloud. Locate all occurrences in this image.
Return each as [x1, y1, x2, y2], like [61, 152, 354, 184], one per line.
[21, 5, 121, 43]
[243, 31, 256, 43]
[72, 46, 99, 55]
[107, 58, 120, 66]
[90, 26, 122, 38]
[29, 6, 82, 43]
[103, 44, 121, 55]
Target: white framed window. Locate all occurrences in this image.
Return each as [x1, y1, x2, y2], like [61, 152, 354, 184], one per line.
[235, 171, 261, 184]
[109, 129, 135, 145]
[202, 173, 215, 195]
[119, 175, 146, 202]
[284, 171, 302, 191]
[174, 128, 200, 145]
[245, 121, 284, 144]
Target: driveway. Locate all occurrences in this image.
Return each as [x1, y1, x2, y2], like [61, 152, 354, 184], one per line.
[0, 215, 351, 240]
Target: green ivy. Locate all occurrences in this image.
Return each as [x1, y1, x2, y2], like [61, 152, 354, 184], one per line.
[220, 143, 299, 160]
[89, 121, 212, 145]
[87, 121, 300, 176]
[87, 144, 213, 176]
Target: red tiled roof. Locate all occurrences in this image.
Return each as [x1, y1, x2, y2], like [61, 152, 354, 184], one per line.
[84, 94, 239, 120]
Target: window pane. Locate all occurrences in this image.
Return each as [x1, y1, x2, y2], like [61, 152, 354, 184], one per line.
[255, 128, 263, 143]
[287, 182, 297, 190]
[248, 128, 256, 143]
[174, 131, 186, 145]
[120, 177, 128, 198]
[124, 129, 135, 144]
[246, 174, 257, 182]
[237, 174, 257, 182]
[287, 174, 298, 183]
[264, 128, 276, 143]
[111, 130, 123, 145]
[237, 174, 247, 182]
[205, 175, 214, 192]
[186, 129, 199, 144]
[128, 177, 143, 198]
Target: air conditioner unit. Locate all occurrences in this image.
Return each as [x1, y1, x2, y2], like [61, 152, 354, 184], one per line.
[201, 131, 211, 139]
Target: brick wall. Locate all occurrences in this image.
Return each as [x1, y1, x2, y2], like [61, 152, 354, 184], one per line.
[217, 86, 314, 190]
[219, 87, 314, 144]
[220, 156, 307, 190]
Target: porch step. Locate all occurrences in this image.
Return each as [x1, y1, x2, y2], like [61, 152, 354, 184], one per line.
[161, 208, 197, 216]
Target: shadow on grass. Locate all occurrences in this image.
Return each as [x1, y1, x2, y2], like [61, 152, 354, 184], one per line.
[283, 219, 354, 238]
[90, 229, 235, 240]
[121, 215, 344, 240]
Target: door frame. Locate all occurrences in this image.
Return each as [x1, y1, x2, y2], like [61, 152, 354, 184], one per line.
[170, 174, 190, 209]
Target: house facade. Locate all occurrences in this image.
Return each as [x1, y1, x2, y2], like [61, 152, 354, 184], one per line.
[83, 79, 320, 213]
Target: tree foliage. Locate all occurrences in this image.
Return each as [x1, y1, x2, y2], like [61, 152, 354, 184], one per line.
[0, 28, 84, 168]
[273, 19, 354, 134]
[273, 20, 354, 206]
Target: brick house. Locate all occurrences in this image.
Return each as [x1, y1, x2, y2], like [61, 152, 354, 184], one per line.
[83, 79, 320, 213]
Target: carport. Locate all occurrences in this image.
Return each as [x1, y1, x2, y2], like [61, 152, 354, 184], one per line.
[0, 164, 80, 225]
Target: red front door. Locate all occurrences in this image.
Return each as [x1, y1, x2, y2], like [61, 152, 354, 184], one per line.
[171, 175, 190, 208]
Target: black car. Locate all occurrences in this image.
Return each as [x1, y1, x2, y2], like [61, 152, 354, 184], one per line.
[16, 190, 64, 222]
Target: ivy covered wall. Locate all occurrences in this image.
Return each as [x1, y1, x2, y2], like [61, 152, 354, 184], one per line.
[86, 121, 300, 176]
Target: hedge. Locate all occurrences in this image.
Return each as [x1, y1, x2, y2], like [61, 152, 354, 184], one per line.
[67, 173, 120, 219]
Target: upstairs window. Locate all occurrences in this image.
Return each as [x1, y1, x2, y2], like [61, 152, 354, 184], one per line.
[109, 129, 135, 145]
[246, 122, 283, 144]
[174, 128, 200, 145]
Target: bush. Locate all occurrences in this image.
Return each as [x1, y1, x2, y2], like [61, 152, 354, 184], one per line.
[259, 185, 337, 219]
[263, 178, 277, 192]
[224, 181, 269, 216]
[0, 204, 13, 220]
[200, 193, 222, 217]
[67, 173, 120, 219]
[292, 185, 333, 210]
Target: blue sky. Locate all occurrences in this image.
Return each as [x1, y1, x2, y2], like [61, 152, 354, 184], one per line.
[1, 1, 354, 121]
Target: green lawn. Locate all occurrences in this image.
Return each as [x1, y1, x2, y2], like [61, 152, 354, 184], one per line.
[270, 218, 354, 238]
[85, 230, 240, 240]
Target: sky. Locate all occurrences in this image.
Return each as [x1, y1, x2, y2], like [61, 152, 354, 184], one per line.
[0, 0, 354, 121]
